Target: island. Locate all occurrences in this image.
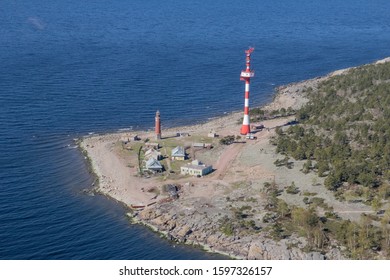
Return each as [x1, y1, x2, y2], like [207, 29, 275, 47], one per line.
[79, 58, 390, 260]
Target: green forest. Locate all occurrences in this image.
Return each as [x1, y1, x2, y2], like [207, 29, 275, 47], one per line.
[272, 62, 390, 205]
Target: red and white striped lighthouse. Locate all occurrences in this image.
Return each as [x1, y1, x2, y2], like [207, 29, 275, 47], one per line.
[240, 47, 255, 135]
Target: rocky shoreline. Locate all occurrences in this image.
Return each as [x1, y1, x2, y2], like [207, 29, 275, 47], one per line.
[79, 58, 389, 260]
[130, 200, 344, 260]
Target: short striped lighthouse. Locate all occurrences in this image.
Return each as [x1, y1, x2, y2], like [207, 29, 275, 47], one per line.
[240, 47, 255, 135]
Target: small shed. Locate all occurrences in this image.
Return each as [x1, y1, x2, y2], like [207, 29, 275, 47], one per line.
[192, 143, 205, 148]
[208, 131, 218, 138]
[176, 132, 190, 137]
[171, 146, 186, 160]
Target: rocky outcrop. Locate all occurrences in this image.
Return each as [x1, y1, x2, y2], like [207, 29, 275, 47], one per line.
[133, 200, 343, 260]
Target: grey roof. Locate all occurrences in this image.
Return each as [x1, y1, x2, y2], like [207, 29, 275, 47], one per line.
[171, 146, 185, 157]
[145, 158, 162, 169]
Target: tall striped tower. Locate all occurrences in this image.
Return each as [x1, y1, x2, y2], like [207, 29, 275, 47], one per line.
[240, 47, 255, 135]
[155, 110, 161, 140]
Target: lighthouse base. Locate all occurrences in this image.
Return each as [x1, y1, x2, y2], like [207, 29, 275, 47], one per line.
[240, 124, 250, 135]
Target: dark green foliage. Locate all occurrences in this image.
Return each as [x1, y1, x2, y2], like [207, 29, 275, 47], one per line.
[274, 61, 390, 190]
[325, 214, 388, 259]
[263, 212, 278, 223]
[269, 222, 289, 240]
[250, 108, 266, 122]
[220, 222, 234, 236]
[263, 181, 282, 210]
[302, 159, 312, 174]
[219, 203, 261, 237]
[250, 106, 296, 122]
[274, 156, 290, 167]
[219, 135, 235, 145]
[265, 201, 390, 258]
[276, 199, 291, 217]
[286, 181, 300, 194]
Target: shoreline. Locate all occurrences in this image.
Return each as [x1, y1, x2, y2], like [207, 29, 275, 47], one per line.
[126, 213, 236, 259]
[78, 58, 388, 259]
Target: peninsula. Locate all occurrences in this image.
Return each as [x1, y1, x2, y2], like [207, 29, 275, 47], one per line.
[79, 58, 390, 260]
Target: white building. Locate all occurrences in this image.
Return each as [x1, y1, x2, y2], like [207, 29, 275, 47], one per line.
[180, 160, 212, 177]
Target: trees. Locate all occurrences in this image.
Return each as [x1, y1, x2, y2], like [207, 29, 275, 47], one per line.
[276, 199, 290, 218]
[317, 161, 329, 177]
[302, 159, 312, 174]
[324, 172, 342, 191]
[273, 61, 390, 194]
[268, 61, 390, 257]
[286, 181, 300, 194]
[219, 135, 235, 145]
[291, 207, 318, 228]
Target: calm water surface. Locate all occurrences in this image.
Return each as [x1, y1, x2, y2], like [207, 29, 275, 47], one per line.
[1, 0, 390, 259]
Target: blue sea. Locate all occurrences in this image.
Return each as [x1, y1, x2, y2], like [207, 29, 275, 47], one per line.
[1, 0, 390, 259]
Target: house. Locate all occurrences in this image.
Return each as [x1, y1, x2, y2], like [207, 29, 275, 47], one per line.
[145, 158, 163, 172]
[171, 146, 185, 160]
[180, 160, 212, 177]
[145, 142, 160, 149]
[144, 148, 162, 161]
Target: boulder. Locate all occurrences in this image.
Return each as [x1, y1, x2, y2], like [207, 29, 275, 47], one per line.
[151, 216, 167, 226]
[247, 242, 265, 260]
[177, 225, 192, 238]
[138, 208, 159, 220]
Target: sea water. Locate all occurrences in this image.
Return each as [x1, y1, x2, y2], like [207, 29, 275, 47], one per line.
[1, 0, 390, 259]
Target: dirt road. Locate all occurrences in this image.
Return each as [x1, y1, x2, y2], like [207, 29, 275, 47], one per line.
[212, 142, 245, 180]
